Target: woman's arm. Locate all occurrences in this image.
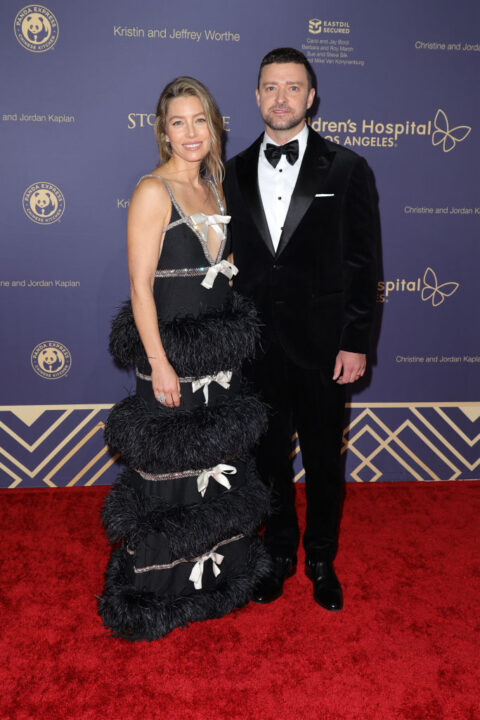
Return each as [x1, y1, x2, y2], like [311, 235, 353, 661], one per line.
[127, 179, 181, 408]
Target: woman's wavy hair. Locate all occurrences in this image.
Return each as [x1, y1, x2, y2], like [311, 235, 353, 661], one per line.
[154, 76, 224, 186]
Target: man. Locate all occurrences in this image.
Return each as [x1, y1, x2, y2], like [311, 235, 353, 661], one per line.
[224, 48, 379, 611]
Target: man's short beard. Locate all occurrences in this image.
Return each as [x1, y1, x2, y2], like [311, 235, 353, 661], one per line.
[262, 109, 307, 133]
[264, 117, 301, 132]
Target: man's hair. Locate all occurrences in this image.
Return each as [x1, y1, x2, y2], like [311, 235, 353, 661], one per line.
[257, 47, 316, 90]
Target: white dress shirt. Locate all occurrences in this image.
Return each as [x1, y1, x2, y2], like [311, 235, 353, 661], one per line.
[258, 124, 309, 252]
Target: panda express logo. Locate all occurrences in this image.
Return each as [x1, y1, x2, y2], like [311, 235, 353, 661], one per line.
[14, 5, 59, 53]
[31, 341, 72, 379]
[23, 182, 65, 224]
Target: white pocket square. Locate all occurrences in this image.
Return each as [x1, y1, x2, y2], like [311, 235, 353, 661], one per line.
[315, 193, 335, 197]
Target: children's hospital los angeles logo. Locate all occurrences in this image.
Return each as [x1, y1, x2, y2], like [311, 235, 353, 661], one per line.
[14, 5, 59, 53]
[31, 341, 72, 380]
[378, 267, 459, 307]
[431, 109, 471, 153]
[310, 108, 471, 152]
[22, 182, 65, 224]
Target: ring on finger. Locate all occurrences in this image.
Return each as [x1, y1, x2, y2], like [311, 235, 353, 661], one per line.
[156, 392, 166, 403]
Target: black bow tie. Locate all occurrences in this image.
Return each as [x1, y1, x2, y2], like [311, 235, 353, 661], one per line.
[264, 139, 299, 168]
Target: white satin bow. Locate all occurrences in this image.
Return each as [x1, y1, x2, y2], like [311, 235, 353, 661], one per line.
[189, 550, 224, 590]
[190, 212, 230, 244]
[201, 259, 238, 289]
[196, 463, 237, 497]
[190, 211, 235, 291]
[192, 370, 232, 404]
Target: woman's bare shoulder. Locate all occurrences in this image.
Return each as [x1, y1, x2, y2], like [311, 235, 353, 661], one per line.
[131, 168, 171, 206]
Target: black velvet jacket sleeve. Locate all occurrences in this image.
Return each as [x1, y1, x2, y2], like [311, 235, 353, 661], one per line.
[340, 156, 380, 354]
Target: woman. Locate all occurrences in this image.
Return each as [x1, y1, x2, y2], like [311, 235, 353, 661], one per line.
[98, 77, 270, 641]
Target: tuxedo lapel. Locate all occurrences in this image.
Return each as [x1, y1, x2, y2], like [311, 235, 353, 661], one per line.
[236, 135, 276, 257]
[276, 128, 335, 257]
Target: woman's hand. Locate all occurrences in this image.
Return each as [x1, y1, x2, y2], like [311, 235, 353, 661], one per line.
[151, 358, 181, 408]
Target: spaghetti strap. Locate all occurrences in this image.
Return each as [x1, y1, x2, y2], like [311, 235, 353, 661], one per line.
[159, 178, 178, 207]
[137, 174, 224, 214]
[207, 179, 225, 215]
[135, 173, 165, 188]
[136, 175, 181, 215]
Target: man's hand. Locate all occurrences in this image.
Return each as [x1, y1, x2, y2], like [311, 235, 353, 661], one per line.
[333, 350, 366, 385]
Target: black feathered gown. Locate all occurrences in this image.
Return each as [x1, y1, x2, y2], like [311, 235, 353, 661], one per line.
[98, 178, 270, 640]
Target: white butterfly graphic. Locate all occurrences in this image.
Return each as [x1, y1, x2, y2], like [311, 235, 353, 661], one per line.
[432, 109, 471, 153]
[421, 267, 459, 307]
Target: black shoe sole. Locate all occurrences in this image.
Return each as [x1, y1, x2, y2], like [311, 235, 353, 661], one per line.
[305, 563, 343, 610]
[252, 562, 297, 604]
[251, 589, 283, 605]
[313, 592, 343, 611]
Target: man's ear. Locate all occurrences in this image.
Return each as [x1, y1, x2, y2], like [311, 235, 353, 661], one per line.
[307, 88, 316, 111]
[255, 88, 260, 108]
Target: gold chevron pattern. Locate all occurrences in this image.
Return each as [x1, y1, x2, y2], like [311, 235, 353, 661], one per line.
[293, 402, 480, 483]
[1, 403, 478, 488]
[0, 405, 119, 488]
[342, 402, 479, 482]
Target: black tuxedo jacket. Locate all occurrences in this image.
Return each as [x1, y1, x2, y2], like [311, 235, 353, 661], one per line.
[224, 127, 380, 370]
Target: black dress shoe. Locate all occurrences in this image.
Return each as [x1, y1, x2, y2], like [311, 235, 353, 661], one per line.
[252, 555, 297, 604]
[305, 559, 343, 611]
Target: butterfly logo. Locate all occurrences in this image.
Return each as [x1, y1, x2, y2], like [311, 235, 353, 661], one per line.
[432, 109, 471, 153]
[421, 267, 459, 307]
[309, 19, 322, 34]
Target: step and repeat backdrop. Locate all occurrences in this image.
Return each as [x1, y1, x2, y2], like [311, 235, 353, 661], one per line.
[1, 1, 478, 487]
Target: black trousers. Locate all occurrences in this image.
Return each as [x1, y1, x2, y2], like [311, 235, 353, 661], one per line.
[247, 339, 345, 563]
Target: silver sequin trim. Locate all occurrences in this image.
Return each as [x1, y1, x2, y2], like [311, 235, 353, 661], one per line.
[132, 534, 244, 573]
[163, 217, 189, 231]
[136, 467, 213, 482]
[154, 267, 208, 278]
[135, 369, 233, 383]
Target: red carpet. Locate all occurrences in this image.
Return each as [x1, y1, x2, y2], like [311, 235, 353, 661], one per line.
[1, 482, 479, 720]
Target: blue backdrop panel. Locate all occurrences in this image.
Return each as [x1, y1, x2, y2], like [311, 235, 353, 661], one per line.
[1, 0, 478, 487]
